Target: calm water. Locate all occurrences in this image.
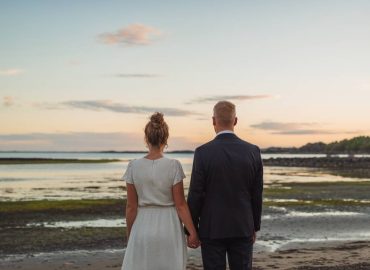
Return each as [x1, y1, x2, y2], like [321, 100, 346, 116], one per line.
[0, 152, 191, 201]
[0, 152, 365, 201]
[1, 152, 370, 251]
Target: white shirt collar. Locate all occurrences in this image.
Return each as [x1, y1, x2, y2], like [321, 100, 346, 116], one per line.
[216, 130, 234, 137]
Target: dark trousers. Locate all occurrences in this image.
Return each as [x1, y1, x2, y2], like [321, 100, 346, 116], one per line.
[200, 237, 253, 270]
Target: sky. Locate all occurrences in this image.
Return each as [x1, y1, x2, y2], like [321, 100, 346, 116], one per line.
[1, 0, 370, 151]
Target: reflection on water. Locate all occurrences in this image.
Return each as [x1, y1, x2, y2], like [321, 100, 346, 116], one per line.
[1, 153, 369, 201]
[0, 153, 193, 201]
[257, 233, 370, 252]
[262, 210, 365, 220]
[1, 152, 370, 253]
[27, 218, 127, 228]
[256, 205, 370, 252]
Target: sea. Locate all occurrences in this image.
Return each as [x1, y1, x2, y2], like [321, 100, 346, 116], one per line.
[1, 152, 369, 252]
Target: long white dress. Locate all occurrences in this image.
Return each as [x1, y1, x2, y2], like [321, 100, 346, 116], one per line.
[121, 156, 187, 270]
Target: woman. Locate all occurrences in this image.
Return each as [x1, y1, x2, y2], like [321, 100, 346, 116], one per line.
[121, 112, 200, 270]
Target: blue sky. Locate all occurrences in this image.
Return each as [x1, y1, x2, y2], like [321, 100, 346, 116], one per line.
[1, 1, 369, 150]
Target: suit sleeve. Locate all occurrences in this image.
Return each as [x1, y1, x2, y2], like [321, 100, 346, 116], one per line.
[252, 147, 264, 232]
[185, 148, 206, 235]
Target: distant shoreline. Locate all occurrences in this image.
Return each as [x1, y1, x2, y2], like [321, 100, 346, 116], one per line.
[1, 135, 369, 154]
[1, 150, 369, 155]
[0, 150, 194, 154]
[0, 158, 121, 165]
[2, 157, 370, 172]
[263, 156, 370, 168]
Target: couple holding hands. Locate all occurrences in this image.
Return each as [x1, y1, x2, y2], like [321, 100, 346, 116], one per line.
[121, 101, 263, 270]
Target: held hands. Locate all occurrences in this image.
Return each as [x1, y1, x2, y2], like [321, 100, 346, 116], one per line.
[187, 233, 201, 249]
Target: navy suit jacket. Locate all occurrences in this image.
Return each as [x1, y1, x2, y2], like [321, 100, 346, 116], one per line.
[186, 133, 263, 239]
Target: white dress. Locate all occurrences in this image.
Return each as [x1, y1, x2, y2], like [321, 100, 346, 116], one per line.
[121, 156, 187, 270]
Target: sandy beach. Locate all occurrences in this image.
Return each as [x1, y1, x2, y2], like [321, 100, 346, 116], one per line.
[0, 241, 369, 270]
[1, 153, 370, 269]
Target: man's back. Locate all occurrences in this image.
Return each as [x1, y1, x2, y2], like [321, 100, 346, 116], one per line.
[187, 100, 263, 270]
[187, 132, 263, 239]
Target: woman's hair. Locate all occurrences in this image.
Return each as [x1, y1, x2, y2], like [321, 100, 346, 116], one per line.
[144, 112, 169, 148]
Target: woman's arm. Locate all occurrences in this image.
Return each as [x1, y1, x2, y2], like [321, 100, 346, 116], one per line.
[125, 183, 138, 239]
[172, 181, 200, 248]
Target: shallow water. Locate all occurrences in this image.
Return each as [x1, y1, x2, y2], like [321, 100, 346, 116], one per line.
[1, 152, 370, 252]
[27, 218, 127, 228]
[1, 152, 369, 201]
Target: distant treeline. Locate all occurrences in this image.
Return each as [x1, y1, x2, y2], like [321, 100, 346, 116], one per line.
[2, 137, 369, 155]
[263, 136, 370, 154]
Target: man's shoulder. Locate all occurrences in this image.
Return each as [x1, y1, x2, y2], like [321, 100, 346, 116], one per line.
[237, 137, 261, 152]
[195, 137, 261, 152]
[195, 139, 216, 153]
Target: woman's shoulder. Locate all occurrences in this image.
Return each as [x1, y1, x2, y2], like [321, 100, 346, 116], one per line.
[163, 157, 181, 164]
[130, 156, 183, 168]
[127, 157, 150, 171]
[126, 158, 139, 167]
[166, 158, 184, 172]
[154, 157, 183, 170]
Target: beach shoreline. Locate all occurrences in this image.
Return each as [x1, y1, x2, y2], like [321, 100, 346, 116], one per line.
[0, 241, 369, 270]
[1, 154, 369, 269]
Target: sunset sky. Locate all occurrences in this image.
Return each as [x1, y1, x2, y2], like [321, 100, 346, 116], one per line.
[1, 1, 369, 151]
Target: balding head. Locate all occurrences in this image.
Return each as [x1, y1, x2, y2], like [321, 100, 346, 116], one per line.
[213, 100, 237, 132]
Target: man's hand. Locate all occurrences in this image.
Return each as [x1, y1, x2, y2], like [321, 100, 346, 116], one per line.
[187, 233, 201, 249]
[252, 231, 256, 244]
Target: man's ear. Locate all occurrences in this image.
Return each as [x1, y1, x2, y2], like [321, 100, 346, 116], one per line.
[212, 116, 216, 126]
[234, 117, 238, 126]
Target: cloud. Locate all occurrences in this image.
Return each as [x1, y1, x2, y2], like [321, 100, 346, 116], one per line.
[250, 121, 325, 135]
[0, 69, 24, 76]
[250, 121, 366, 135]
[271, 129, 337, 135]
[187, 95, 273, 104]
[251, 121, 318, 131]
[0, 132, 199, 151]
[98, 24, 162, 46]
[115, 73, 160, 78]
[3, 96, 15, 107]
[33, 102, 65, 110]
[35, 99, 200, 117]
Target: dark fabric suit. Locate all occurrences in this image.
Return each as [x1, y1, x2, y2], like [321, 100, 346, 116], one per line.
[187, 133, 263, 270]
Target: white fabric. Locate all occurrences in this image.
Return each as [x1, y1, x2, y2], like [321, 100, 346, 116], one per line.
[122, 157, 186, 206]
[121, 157, 187, 270]
[216, 129, 234, 136]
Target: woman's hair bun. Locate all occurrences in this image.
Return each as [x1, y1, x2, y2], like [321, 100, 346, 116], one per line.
[150, 112, 164, 126]
[145, 112, 169, 147]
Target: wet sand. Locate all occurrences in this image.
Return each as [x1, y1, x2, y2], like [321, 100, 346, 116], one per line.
[1, 192, 369, 257]
[1, 165, 369, 269]
[0, 241, 369, 270]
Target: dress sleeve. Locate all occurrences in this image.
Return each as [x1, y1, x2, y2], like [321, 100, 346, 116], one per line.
[173, 159, 186, 185]
[121, 160, 134, 184]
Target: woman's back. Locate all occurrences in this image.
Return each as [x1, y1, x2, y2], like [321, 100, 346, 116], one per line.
[123, 157, 185, 206]
[121, 112, 199, 270]
[121, 156, 187, 270]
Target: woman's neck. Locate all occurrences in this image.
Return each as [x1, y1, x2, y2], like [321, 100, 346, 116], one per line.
[145, 146, 164, 160]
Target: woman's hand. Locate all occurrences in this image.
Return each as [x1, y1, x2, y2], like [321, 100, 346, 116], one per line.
[172, 181, 201, 249]
[187, 233, 201, 249]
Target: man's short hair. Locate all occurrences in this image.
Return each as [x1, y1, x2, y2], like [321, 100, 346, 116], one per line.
[213, 101, 236, 126]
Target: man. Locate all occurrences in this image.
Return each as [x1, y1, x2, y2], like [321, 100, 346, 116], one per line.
[186, 101, 263, 270]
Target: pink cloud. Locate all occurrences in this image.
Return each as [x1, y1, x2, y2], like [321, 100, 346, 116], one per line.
[98, 24, 162, 46]
[0, 69, 24, 76]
